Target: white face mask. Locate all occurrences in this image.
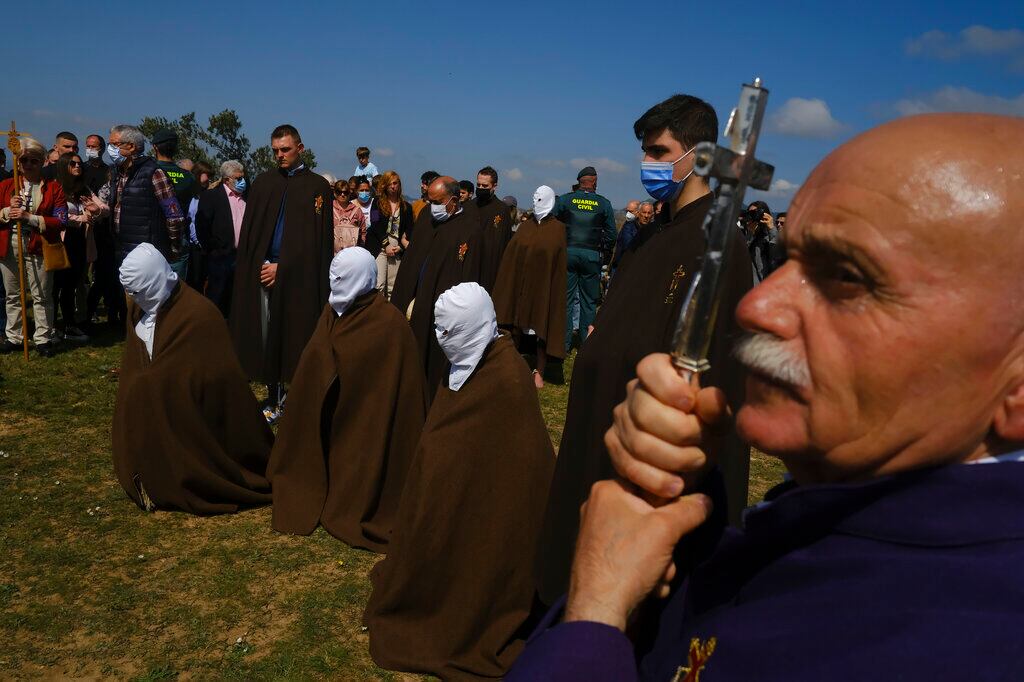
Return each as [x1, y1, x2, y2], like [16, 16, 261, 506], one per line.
[625, 211, 636, 221]
[84, 148, 100, 161]
[434, 282, 499, 391]
[118, 243, 179, 358]
[431, 198, 453, 223]
[328, 247, 377, 316]
[533, 185, 556, 222]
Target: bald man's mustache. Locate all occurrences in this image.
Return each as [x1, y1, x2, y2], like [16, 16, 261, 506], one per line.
[734, 333, 810, 389]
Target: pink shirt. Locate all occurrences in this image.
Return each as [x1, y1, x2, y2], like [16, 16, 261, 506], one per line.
[224, 182, 246, 247]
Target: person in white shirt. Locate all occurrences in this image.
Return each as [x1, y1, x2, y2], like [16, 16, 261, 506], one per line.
[353, 146, 380, 179]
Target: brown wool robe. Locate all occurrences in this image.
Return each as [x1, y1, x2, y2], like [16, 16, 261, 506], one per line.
[534, 193, 754, 607]
[475, 195, 513, 294]
[267, 292, 428, 552]
[228, 167, 333, 384]
[364, 336, 556, 681]
[491, 215, 568, 360]
[390, 204, 484, 398]
[112, 284, 273, 514]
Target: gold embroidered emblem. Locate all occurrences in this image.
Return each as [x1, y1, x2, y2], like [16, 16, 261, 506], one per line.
[493, 215, 501, 228]
[671, 637, 717, 682]
[458, 242, 468, 262]
[665, 265, 686, 303]
[314, 195, 323, 215]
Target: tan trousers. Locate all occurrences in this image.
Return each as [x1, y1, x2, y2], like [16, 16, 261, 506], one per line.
[1, 241, 55, 345]
[376, 236, 401, 300]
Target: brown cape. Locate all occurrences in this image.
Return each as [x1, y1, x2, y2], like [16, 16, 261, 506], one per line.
[112, 284, 273, 514]
[475, 196, 513, 293]
[364, 336, 555, 680]
[491, 215, 568, 360]
[267, 293, 428, 552]
[534, 193, 753, 606]
[388, 207, 433, 316]
[229, 167, 333, 384]
[392, 204, 484, 398]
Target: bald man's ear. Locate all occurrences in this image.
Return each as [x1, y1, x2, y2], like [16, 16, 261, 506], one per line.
[993, 375, 1024, 443]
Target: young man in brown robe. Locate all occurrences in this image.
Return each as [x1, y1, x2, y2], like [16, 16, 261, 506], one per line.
[387, 176, 483, 398]
[474, 166, 513, 293]
[228, 124, 333, 422]
[492, 185, 567, 389]
[534, 94, 753, 608]
[365, 282, 555, 681]
[112, 244, 272, 515]
[268, 247, 428, 552]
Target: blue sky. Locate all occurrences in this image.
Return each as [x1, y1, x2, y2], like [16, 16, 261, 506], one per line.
[3, 1, 1021, 210]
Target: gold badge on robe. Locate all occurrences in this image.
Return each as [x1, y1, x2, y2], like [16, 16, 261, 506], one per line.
[671, 637, 716, 682]
[665, 265, 686, 303]
[314, 195, 323, 215]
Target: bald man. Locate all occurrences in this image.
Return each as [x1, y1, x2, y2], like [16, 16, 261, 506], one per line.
[389, 175, 483, 397]
[508, 113, 1024, 681]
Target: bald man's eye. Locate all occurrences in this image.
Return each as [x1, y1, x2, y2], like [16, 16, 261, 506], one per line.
[811, 261, 874, 300]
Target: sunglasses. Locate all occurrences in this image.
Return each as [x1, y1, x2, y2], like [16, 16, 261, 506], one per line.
[69, 161, 82, 167]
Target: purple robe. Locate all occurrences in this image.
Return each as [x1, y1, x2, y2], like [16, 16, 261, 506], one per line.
[509, 460, 1024, 681]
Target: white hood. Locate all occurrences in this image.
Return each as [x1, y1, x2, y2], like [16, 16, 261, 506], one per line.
[328, 247, 377, 316]
[433, 282, 499, 391]
[118, 243, 178, 358]
[533, 185, 555, 222]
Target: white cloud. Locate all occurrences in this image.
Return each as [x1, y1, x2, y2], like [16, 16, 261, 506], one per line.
[535, 159, 567, 168]
[747, 177, 801, 206]
[892, 86, 1024, 116]
[568, 157, 628, 173]
[905, 25, 1024, 60]
[374, 147, 395, 157]
[767, 98, 847, 138]
[505, 168, 523, 181]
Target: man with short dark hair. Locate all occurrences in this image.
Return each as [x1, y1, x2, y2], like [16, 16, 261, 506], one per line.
[229, 124, 333, 423]
[354, 146, 379, 179]
[412, 170, 440, 221]
[776, 211, 787, 229]
[556, 166, 617, 351]
[475, 165, 513, 292]
[458, 180, 474, 203]
[535, 94, 752, 609]
[42, 132, 79, 180]
[151, 129, 195, 278]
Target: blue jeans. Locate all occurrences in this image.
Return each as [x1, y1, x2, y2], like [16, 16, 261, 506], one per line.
[565, 247, 601, 352]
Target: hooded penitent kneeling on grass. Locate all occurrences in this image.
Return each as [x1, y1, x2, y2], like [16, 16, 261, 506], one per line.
[268, 247, 428, 552]
[364, 282, 555, 681]
[112, 243, 272, 515]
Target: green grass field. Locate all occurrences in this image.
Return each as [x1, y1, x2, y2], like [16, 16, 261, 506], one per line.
[0, 328, 785, 680]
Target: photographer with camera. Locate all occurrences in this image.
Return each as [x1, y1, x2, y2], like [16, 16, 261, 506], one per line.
[739, 200, 784, 283]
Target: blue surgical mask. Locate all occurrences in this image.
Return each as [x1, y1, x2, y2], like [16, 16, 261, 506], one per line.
[431, 199, 452, 222]
[640, 147, 695, 202]
[358, 190, 371, 203]
[233, 177, 247, 193]
[106, 142, 122, 166]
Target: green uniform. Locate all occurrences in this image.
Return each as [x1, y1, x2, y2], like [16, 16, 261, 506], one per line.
[555, 189, 617, 351]
[156, 160, 195, 276]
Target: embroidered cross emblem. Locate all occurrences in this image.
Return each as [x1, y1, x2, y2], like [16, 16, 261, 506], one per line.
[458, 242, 469, 261]
[665, 265, 686, 303]
[671, 637, 717, 682]
[314, 195, 324, 215]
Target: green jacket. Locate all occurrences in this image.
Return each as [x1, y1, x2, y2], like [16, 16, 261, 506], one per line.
[555, 189, 617, 253]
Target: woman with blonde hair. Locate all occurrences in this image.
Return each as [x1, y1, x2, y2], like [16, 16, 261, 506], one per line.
[0, 137, 68, 356]
[366, 171, 413, 299]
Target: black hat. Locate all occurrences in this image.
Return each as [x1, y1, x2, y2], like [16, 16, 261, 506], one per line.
[577, 166, 597, 180]
[151, 128, 178, 145]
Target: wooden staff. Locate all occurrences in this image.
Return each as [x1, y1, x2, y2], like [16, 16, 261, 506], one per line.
[6, 121, 30, 360]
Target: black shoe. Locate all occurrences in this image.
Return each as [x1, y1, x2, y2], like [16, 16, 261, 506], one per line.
[36, 343, 56, 358]
[0, 340, 20, 354]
